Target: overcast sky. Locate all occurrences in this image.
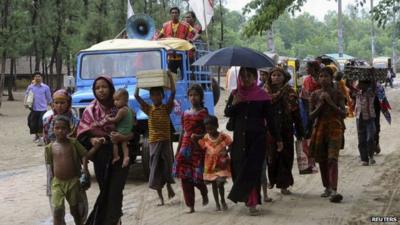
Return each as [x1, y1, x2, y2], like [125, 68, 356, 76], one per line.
[225, 0, 378, 21]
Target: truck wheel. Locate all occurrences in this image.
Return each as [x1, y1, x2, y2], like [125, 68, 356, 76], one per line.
[212, 78, 220, 105]
[141, 134, 150, 179]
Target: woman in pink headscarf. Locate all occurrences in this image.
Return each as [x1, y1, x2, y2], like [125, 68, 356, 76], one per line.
[77, 76, 135, 225]
[224, 67, 281, 215]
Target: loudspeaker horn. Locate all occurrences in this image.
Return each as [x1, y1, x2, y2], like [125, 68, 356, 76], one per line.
[126, 14, 156, 40]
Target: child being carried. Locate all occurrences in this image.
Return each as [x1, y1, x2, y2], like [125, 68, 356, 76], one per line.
[106, 88, 135, 168]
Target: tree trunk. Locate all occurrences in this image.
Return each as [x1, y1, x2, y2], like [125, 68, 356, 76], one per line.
[56, 53, 62, 89]
[83, 0, 89, 18]
[0, 0, 10, 110]
[0, 52, 6, 109]
[67, 51, 71, 76]
[42, 49, 47, 86]
[31, 1, 40, 72]
[149, 0, 152, 14]
[29, 55, 33, 75]
[7, 58, 14, 101]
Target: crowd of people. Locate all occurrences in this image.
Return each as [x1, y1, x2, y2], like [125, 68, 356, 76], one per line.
[22, 6, 394, 225]
[24, 57, 393, 225]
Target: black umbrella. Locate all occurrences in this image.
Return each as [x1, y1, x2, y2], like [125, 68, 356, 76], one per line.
[192, 46, 275, 68]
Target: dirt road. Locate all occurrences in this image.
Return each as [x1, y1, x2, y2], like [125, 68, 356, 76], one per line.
[1, 87, 399, 225]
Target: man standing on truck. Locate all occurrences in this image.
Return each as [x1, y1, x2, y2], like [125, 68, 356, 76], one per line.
[156, 7, 200, 73]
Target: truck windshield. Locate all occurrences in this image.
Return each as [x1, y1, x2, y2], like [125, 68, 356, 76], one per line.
[80, 51, 162, 79]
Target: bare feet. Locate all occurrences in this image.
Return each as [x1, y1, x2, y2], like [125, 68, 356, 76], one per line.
[122, 156, 130, 168]
[112, 156, 120, 165]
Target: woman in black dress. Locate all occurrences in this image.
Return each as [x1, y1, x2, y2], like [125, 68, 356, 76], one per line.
[77, 76, 135, 225]
[225, 67, 280, 215]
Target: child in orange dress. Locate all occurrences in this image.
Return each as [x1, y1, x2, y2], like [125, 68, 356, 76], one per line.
[198, 115, 232, 211]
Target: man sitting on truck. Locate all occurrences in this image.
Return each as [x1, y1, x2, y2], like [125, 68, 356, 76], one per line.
[156, 7, 199, 74]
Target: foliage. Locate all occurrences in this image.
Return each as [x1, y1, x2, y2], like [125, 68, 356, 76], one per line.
[0, 0, 397, 80]
[268, 7, 399, 59]
[243, 0, 398, 37]
[372, 0, 400, 27]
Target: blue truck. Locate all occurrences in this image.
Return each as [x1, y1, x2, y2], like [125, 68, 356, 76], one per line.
[71, 38, 219, 177]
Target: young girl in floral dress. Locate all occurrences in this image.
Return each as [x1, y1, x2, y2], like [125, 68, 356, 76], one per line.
[198, 115, 232, 211]
[173, 84, 209, 213]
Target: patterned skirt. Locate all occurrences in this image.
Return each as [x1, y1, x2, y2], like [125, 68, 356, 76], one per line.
[309, 117, 344, 162]
[173, 141, 205, 183]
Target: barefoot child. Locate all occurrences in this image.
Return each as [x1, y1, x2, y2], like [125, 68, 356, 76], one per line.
[45, 115, 99, 225]
[106, 88, 134, 168]
[43, 90, 81, 225]
[198, 115, 232, 211]
[173, 84, 209, 213]
[134, 71, 176, 206]
[309, 67, 346, 203]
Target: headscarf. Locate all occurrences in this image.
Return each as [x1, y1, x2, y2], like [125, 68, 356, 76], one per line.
[77, 76, 117, 138]
[307, 60, 321, 79]
[43, 89, 78, 144]
[233, 67, 270, 102]
[264, 67, 293, 104]
[53, 89, 72, 108]
[326, 64, 338, 74]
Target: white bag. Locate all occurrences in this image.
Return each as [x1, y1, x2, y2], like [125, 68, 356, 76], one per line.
[295, 140, 318, 175]
[24, 90, 34, 108]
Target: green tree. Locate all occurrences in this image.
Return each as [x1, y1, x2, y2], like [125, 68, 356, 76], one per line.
[243, 0, 399, 37]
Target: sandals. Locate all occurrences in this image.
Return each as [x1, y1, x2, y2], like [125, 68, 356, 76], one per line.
[320, 189, 332, 198]
[221, 201, 228, 210]
[248, 207, 260, 216]
[281, 189, 292, 195]
[202, 194, 209, 206]
[329, 193, 343, 203]
[361, 161, 369, 166]
[375, 144, 381, 155]
[264, 197, 273, 203]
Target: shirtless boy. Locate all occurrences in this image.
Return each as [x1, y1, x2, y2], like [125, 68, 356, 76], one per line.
[45, 115, 100, 225]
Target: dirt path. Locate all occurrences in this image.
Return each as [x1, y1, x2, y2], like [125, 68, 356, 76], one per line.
[0, 87, 399, 225]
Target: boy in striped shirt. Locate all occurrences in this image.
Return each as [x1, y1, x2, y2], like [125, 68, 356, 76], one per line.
[134, 71, 176, 205]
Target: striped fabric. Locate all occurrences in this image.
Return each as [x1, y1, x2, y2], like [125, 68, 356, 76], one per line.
[145, 104, 171, 143]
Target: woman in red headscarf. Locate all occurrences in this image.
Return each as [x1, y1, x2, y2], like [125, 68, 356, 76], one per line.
[224, 67, 280, 215]
[77, 76, 135, 225]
